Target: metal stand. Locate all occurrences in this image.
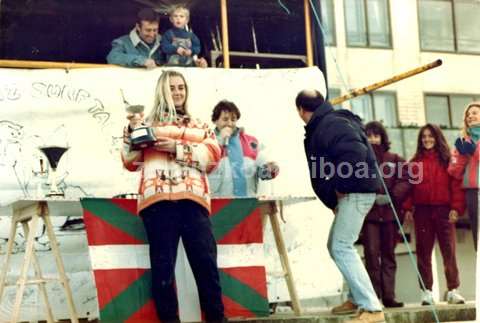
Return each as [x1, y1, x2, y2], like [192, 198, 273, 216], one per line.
[210, 50, 307, 68]
[0, 201, 79, 323]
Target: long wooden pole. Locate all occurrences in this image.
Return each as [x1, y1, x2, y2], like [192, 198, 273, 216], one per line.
[304, 0, 314, 67]
[220, 0, 230, 69]
[0, 59, 110, 69]
[330, 59, 443, 105]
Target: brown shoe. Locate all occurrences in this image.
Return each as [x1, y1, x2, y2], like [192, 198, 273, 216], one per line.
[345, 310, 386, 323]
[331, 300, 358, 315]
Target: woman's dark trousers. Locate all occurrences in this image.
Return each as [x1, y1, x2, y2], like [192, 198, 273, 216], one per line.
[141, 200, 224, 322]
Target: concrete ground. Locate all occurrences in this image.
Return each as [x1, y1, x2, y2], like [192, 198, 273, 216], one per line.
[230, 302, 475, 323]
[31, 302, 476, 323]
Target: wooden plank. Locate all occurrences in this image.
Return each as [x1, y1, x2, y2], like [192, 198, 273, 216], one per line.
[11, 213, 40, 323]
[0, 217, 18, 305]
[43, 214, 79, 323]
[11, 278, 58, 285]
[12, 203, 39, 223]
[304, 0, 313, 67]
[266, 201, 302, 315]
[220, 0, 230, 68]
[21, 221, 55, 323]
[0, 59, 111, 69]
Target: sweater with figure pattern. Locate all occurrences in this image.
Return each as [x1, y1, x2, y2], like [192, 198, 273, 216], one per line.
[121, 115, 221, 213]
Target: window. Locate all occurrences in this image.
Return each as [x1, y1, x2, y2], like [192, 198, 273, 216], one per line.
[321, 0, 336, 46]
[351, 92, 398, 127]
[425, 96, 450, 127]
[328, 88, 342, 109]
[344, 0, 391, 48]
[418, 0, 480, 54]
[425, 94, 480, 128]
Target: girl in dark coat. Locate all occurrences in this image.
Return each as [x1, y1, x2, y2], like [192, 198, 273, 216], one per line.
[363, 121, 410, 308]
[403, 124, 465, 306]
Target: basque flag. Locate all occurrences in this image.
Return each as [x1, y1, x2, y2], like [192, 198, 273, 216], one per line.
[81, 198, 269, 323]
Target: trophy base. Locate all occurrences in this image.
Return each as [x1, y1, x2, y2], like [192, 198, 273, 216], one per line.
[131, 126, 156, 150]
[131, 141, 156, 150]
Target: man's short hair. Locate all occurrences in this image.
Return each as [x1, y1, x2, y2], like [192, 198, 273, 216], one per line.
[137, 8, 159, 25]
[295, 90, 325, 112]
[211, 100, 241, 122]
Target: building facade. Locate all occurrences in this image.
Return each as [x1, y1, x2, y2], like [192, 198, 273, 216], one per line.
[323, 0, 480, 148]
[321, 0, 480, 304]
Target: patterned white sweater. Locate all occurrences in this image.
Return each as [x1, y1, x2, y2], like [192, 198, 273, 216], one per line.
[122, 116, 221, 213]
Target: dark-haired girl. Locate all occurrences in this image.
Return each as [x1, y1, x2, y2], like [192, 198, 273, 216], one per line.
[363, 121, 410, 308]
[403, 124, 465, 306]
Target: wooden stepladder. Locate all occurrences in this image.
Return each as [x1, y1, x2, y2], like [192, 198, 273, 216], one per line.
[260, 200, 302, 316]
[0, 200, 79, 323]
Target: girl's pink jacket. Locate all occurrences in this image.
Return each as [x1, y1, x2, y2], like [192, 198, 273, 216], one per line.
[448, 136, 480, 189]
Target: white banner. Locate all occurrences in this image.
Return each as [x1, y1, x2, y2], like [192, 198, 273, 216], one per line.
[0, 66, 325, 205]
[0, 67, 340, 320]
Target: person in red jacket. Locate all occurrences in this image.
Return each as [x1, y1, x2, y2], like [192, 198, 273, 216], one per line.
[403, 124, 466, 306]
[448, 101, 480, 250]
[362, 121, 410, 309]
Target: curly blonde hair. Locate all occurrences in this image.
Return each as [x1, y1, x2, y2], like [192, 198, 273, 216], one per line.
[460, 101, 480, 138]
[147, 70, 189, 123]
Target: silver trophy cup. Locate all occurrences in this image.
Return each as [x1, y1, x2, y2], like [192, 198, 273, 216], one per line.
[121, 90, 156, 150]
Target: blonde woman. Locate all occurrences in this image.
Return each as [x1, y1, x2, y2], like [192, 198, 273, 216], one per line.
[449, 101, 480, 251]
[122, 70, 225, 323]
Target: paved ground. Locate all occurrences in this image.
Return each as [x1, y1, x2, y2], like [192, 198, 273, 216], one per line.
[27, 302, 477, 323]
[232, 302, 476, 323]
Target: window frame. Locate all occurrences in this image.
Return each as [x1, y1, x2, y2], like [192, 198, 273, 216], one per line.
[321, 0, 337, 46]
[328, 87, 342, 109]
[417, 0, 480, 55]
[343, 0, 393, 49]
[423, 92, 480, 128]
[351, 91, 399, 127]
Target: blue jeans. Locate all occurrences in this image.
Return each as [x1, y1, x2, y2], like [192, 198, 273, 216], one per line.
[327, 193, 382, 311]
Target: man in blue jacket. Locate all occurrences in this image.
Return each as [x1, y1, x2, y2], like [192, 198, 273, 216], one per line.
[106, 8, 164, 68]
[295, 90, 385, 323]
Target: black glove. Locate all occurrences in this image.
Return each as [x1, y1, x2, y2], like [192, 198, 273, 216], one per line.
[455, 138, 476, 155]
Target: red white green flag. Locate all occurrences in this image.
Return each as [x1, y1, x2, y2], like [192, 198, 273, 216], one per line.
[81, 198, 269, 323]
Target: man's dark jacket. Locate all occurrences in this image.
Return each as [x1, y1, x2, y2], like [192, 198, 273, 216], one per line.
[303, 101, 381, 210]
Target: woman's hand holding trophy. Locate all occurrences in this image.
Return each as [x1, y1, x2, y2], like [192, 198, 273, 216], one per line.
[125, 104, 156, 150]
